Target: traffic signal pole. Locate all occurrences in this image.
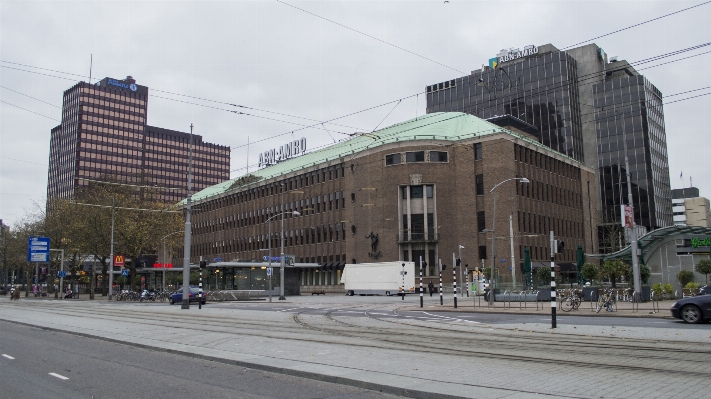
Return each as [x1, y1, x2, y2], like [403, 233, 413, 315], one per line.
[550, 231, 556, 329]
[452, 253, 457, 309]
[419, 256, 423, 308]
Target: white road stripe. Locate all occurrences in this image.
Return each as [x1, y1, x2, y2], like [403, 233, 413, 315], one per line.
[2, 354, 15, 360]
[49, 373, 69, 380]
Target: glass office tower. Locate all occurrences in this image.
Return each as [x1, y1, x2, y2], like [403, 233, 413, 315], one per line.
[594, 74, 672, 233]
[426, 46, 584, 161]
[427, 43, 673, 248]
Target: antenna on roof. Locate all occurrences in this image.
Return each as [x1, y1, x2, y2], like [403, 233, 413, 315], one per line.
[89, 54, 93, 84]
[246, 136, 249, 174]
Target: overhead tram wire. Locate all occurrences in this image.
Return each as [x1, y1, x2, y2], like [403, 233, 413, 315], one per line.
[3, 41, 708, 151]
[0, 100, 59, 121]
[0, 86, 61, 108]
[151, 88, 366, 132]
[227, 87, 710, 175]
[276, 0, 466, 75]
[561, 0, 711, 49]
[665, 86, 711, 97]
[228, 91, 710, 180]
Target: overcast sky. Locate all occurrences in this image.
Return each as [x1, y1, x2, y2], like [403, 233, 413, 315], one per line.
[1, 0, 709, 227]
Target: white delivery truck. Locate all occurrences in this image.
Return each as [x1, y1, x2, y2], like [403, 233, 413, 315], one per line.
[341, 261, 416, 296]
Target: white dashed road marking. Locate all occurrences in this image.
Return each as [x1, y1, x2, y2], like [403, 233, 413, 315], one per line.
[2, 354, 15, 359]
[49, 373, 69, 380]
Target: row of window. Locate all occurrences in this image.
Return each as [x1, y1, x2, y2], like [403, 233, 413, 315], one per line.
[79, 86, 147, 105]
[193, 224, 348, 256]
[516, 176, 581, 209]
[401, 185, 434, 199]
[385, 151, 448, 165]
[514, 144, 579, 181]
[198, 164, 347, 213]
[195, 191, 347, 233]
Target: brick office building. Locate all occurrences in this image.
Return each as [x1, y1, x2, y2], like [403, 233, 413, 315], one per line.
[181, 112, 597, 294]
[47, 76, 230, 204]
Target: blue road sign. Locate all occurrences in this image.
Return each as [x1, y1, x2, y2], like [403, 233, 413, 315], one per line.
[214, 257, 223, 262]
[500, 258, 507, 263]
[121, 269, 129, 276]
[57, 271, 67, 278]
[27, 236, 50, 262]
[266, 267, 272, 276]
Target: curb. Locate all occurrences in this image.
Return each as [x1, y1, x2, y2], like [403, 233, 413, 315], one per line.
[0, 317, 468, 399]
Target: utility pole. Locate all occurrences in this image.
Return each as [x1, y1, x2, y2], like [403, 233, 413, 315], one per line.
[438, 259, 443, 305]
[108, 197, 115, 300]
[419, 256, 423, 308]
[550, 231, 557, 329]
[458, 245, 464, 297]
[279, 183, 286, 300]
[452, 253, 457, 308]
[623, 142, 642, 298]
[510, 214, 516, 291]
[181, 123, 194, 309]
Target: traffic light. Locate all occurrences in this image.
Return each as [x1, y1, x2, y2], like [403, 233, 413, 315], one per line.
[456, 258, 461, 267]
[422, 261, 427, 268]
[554, 240, 565, 254]
[441, 264, 447, 270]
[199, 260, 207, 269]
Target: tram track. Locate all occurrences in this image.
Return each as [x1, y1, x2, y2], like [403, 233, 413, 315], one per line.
[3, 300, 709, 378]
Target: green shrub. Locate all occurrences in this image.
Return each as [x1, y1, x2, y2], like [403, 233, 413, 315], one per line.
[663, 283, 674, 294]
[580, 263, 598, 283]
[640, 265, 651, 284]
[652, 283, 663, 296]
[696, 259, 711, 284]
[685, 282, 699, 290]
[677, 270, 695, 287]
[536, 266, 551, 287]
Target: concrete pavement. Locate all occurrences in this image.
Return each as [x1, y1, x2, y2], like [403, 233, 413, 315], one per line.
[1, 297, 709, 399]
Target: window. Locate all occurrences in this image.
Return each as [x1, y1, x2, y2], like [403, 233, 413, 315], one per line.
[401, 186, 408, 199]
[410, 185, 423, 199]
[406, 151, 425, 162]
[477, 211, 486, 232]
[385, 153, 401, 165]
[479, 246, 487, 260]
[474, 143, 482, 160]
[476, 174, 484, 195]
[430, 151, 448, 162]
[426, 185, 433, 198]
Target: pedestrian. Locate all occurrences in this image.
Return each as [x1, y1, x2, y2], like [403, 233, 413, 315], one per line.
[12, 286, 20, 300]
[428, 281, 434, 297]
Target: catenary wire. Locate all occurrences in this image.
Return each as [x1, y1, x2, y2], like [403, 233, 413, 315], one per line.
[276, 0, 466, 75]
[665, 86, 711, 97]
[0, 86, 61, 108]
[561, 1, 711, 49]
[0, 100, 59, 121]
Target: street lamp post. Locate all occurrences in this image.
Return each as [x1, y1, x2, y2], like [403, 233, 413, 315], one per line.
[489, 177, 529, 305]
[108, 196, 115, 300]
[266, 204, 300, 301]
[181, 123, 194, 310]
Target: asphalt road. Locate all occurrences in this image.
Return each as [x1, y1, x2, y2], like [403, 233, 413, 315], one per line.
[0, 320, 398, 399]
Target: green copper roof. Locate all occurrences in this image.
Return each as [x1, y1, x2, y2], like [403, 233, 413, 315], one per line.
[183, 112, 571, 204]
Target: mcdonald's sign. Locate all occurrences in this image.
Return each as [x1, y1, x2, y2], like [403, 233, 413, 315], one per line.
[114, 255, 125, 267]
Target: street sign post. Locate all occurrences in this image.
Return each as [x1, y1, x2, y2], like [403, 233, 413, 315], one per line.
[27, 236, 50, 262]
[266, 267, 272, 276]
[121, 269, 129, 277]
[57, 271, 67, 278]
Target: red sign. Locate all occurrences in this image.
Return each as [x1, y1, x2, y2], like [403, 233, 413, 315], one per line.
[114, 255, 125, 267]
[153, 263, 173, 269]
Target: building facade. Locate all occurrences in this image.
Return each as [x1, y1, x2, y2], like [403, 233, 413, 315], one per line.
[672, 187, 710, 227]
[179, 113, 597, 293]
[425, 43, 673, 250]
[47, 76, 230, 203]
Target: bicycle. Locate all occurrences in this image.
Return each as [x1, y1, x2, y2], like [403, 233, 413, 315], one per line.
[595, 288, 616, 313]
[561, 289, 582, 312]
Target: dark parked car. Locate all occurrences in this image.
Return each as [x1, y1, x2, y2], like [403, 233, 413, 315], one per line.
[699, 285, 710, 296]
[670, 294, 711, 324]
[170, 287, 206, 305]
